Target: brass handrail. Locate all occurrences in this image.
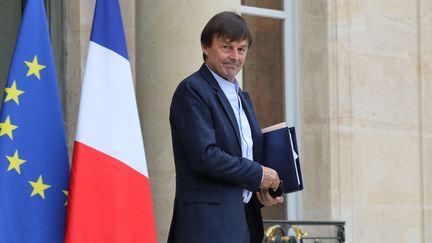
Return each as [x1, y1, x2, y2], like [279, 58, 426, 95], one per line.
[263, 220, 345, 243]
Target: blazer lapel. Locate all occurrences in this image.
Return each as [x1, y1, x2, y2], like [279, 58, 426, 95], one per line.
[239, 91, 263, 161]
[199, 65, 242, 149]
[238, 91, 260, 135]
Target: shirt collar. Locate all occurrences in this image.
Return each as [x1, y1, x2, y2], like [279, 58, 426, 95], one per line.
[205, 64, 240, 94]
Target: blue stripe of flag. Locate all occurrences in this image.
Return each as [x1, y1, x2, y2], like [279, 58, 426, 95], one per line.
[90, 0, 129, 60]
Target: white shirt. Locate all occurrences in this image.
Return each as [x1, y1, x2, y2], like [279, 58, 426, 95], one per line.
[207, 66, 254, 203]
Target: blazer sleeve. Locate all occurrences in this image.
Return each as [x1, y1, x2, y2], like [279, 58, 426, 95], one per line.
[170, 79, 262, 192]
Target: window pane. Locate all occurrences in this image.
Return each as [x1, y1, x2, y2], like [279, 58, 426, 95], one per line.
[241, 0, 283, 11]
[243, 15, 284, 128]
[242, 15, 285, 219]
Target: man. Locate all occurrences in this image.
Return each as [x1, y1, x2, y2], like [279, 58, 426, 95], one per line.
[168, 11, 283, 243]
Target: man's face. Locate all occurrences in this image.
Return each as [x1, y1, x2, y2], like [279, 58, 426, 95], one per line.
[202, 36, 249, 82]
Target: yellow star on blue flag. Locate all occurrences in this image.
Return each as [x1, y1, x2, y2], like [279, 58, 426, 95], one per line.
[24, 55, 46, 80]
[4, 81, 25, 105]
[0, 0, 70, 242]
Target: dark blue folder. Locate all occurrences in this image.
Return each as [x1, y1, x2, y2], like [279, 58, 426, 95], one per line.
[262, 126, 303, 194]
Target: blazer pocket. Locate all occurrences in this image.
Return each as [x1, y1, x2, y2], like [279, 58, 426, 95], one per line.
[181, 190, 226, 240]
[182, 190, 223, 205]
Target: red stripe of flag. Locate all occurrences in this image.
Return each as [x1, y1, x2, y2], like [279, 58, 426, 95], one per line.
[65, 142, 156, 242]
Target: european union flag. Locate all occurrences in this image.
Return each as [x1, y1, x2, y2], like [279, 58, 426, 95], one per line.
[0, 0, 70, 242]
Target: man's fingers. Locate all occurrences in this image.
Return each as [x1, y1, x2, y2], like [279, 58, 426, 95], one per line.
[276, 196, 284, 204]
[263, 189, 274, 203]
[256, 191, 263, 204]
[256, 189, 284, 207]
[271, 178, 280, 190]
[255, 191, 269, 206]
[260, 166, 280, 190]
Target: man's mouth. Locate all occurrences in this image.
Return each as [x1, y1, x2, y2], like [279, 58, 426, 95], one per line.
[224, 63, 238, 68]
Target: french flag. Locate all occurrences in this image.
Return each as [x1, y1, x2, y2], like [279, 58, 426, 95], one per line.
[65, 0, 156, 242]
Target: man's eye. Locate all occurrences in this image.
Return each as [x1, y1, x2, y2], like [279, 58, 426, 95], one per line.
[221, 46, 231, 52]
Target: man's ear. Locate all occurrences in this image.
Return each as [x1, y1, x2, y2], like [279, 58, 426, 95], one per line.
[201, 44, 208, 55]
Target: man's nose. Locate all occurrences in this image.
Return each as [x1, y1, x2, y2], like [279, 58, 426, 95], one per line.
[228, 49, 239, 59]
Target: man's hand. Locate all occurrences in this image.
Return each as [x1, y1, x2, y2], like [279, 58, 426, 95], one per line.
[260, 165, 280, 190]
[256, 189, 284, 207]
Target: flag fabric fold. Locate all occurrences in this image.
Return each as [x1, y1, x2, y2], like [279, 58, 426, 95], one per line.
[0, 0, 70, 242]
[65, 0, 157, 242]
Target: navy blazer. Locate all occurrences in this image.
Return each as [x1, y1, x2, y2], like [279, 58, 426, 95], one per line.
[167, 64, 265, 243]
